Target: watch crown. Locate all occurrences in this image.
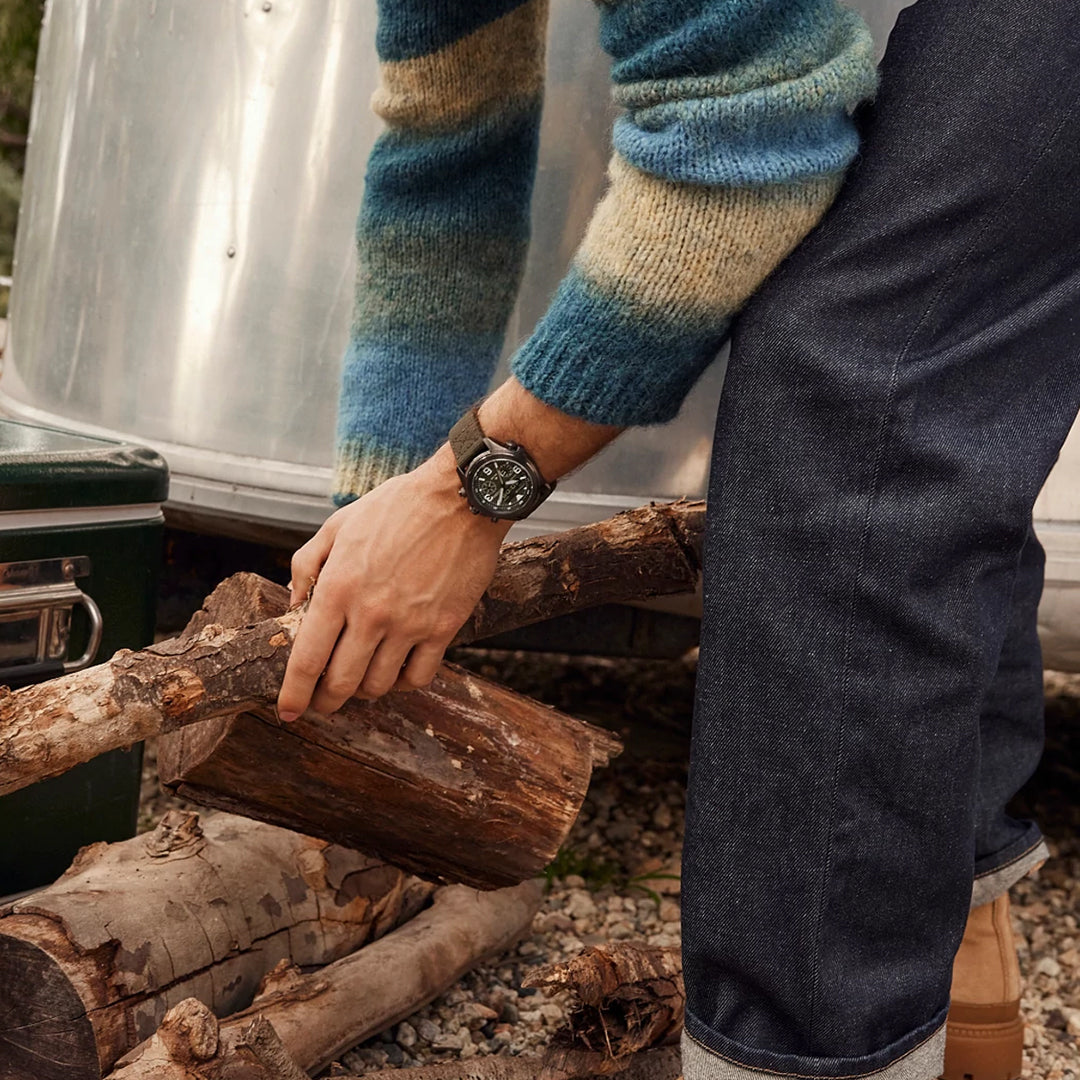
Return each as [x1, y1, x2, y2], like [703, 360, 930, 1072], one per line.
[457, 487, 466, 498]
[470, 506, 480, 515]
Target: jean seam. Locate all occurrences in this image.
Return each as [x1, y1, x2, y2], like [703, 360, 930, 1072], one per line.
[805, 74, 1080, 1044]
[683, 1023, 945, 1080]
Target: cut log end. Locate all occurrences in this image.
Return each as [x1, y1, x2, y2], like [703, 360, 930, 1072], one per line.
[0, 923, 101, 1080]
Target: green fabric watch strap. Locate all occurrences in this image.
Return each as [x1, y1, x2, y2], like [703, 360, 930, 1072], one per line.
[449, 407, 488, 469]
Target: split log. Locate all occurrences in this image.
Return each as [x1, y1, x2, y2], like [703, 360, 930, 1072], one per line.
[524, 943, 684, 1076]
[348, 1045, 682, 1080]
[110, 881, 542, 1079]
[0, 810, 426, 1079]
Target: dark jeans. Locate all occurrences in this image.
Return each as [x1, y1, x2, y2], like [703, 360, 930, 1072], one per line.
[682, 0, 1080, 1077]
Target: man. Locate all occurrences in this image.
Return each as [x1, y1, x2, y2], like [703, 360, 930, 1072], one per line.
[277, 1, 1079, 1077]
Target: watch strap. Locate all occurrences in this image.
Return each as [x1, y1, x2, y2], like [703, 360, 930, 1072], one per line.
[449, 407, 487, 470]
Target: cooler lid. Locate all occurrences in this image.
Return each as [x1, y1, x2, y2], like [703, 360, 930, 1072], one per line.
[0, 419, 169, 511]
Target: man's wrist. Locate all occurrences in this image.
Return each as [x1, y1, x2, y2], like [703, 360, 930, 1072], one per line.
[417, 443, 514, 535]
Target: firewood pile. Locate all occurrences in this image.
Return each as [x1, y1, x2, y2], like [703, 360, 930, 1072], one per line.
[0, 502, 703, 1080]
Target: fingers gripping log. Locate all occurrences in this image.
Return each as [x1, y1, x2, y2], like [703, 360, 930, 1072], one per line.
[0, 499, 701, 801]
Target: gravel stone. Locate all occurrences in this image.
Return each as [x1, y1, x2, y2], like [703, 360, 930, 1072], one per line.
[395, 1021, 417, 1048]
[415, 1018, 440, 1044]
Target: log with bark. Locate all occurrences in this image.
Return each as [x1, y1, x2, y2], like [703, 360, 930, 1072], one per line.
[0, 498, 701, 802]
[179, 498, 705, 649]
[0, 809, 427, 1080]
[109, 881, 542, 1080]
[0, 501, 707, 888]
[524, 943, 685, 1077]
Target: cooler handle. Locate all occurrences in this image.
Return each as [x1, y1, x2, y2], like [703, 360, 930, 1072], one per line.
[63, 591, 104, 674]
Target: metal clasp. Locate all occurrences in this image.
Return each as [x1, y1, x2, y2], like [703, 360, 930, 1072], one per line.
[0, 557, 104, 679]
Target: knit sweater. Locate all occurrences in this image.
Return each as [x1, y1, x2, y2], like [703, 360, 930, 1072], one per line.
[334, 0, 878, 504]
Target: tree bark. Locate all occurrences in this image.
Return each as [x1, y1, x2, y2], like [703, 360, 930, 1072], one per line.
[109, 881, 542, 1080]
[453, 499, 704, 645]
[0, 810, 426, 1079]
[524, 944, 684, 1076]
[178, 498, 705, 648]
[157, 658, 618, 890]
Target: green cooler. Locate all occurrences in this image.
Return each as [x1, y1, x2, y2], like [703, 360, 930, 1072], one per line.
[0, 418, 168, 895]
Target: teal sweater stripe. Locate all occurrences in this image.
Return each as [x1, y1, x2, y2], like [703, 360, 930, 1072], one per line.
[375, 0, 532, 61]
[334, 0, 878, 504]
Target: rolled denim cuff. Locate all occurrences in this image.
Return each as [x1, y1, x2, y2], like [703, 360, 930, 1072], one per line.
[971, 837, 1050, 910]
[682, 1015, 946, 1080]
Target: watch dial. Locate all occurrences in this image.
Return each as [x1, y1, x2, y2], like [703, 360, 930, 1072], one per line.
[471, 457, 536, 515]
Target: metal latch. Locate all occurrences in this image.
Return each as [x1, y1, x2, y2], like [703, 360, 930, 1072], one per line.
[0, 557, 103, 683]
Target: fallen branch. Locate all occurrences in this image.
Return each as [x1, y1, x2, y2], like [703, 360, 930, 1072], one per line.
[524, 943, 684, 1076]
[110, 881, 543, 1079]
[0, 810, 425, 1079]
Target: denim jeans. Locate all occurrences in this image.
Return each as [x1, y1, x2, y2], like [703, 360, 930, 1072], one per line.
[681, 0, 1080, 1076]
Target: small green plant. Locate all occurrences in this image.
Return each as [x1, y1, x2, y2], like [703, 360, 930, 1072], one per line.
[543, 846, 622, 891]
[543, 848, 682, 909]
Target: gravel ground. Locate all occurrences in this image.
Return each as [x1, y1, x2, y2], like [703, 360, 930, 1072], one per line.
[139, 652, 1079, 1078]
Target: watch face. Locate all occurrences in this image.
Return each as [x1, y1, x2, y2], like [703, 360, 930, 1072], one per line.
[469, 455, 537, 517]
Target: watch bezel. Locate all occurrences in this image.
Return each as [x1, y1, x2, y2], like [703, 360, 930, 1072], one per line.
[461, 444, 549, 521]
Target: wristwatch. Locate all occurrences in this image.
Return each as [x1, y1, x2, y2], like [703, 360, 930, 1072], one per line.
[449, 407, 555, 522]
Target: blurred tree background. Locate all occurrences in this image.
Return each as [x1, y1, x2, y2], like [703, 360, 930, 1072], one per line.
[0, 0, 42, 314]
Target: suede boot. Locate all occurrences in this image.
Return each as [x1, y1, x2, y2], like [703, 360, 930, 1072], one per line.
[942, 894, 1024, 1080]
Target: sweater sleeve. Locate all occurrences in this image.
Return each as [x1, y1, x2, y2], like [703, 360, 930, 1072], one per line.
[335, 0, 878, 504]
[510, 0, 878, 425]
[334, 0, 549, 504]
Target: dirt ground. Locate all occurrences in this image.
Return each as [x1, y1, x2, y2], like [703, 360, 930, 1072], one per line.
[139, 650, 1079, 1078]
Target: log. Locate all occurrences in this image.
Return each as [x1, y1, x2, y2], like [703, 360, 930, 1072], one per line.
[0, 502, 704, 886]
[178, 498, 705, 647]
[524, 943, 684, 1077]
[157, 658, 619, 889]
[101, 998, 310, 1080]
[350, 1045, 683, 1080]
[453, 499, 704, 645]
[163, 567, 623, 891]
[0, 810, 427, 1079]
[110, 881, 543, 1079]
[0, 580, 619, 887]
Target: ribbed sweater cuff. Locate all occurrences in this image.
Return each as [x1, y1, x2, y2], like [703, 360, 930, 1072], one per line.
[510, 268, 728, 426]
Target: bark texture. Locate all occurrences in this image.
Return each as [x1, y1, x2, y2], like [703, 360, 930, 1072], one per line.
[159, 660, 618, 890]
[178, 498, 705, 649]
[453, 499, 704, 645]
[0, 811, 425, 1079]
[0, 609, 305, 797]
[110, 882, 542, 1080]
[524, 943, 684, 1076]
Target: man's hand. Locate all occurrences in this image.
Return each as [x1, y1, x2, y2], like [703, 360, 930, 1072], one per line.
[278, 378, 622, 722]
[277, 444, 511, 721]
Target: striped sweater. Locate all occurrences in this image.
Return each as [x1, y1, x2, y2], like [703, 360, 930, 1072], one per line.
[334, 0, 878, 504]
